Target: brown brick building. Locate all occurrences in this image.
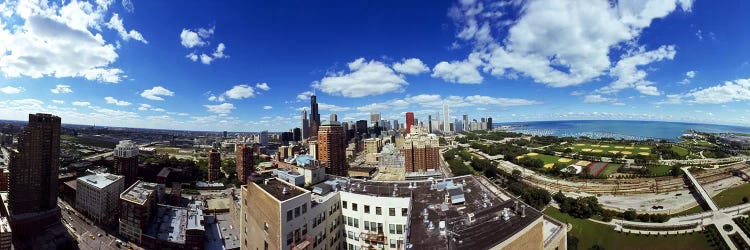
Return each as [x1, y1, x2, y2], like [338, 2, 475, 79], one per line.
[402, 126, 440, 172]
[8, 113, 62, 235]
[317, 121, 347, 176]
[114, 140, 139, 187]
[235, 144, 254, 184]
[119, 181, 161, 244]
[208, 149, 221, 182]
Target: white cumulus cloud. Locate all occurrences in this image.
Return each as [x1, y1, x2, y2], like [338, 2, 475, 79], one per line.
[263, 105, 273, 110]
[432, 52, 483, 84]
[72, 101, 91, 106]
[51, 84, 73, 94]
[104, 96, 131, 106]
[0, 86, 23, 94]
[315, 58, 408, 97]
[204, 103, 235, 114]
[141, 86, 174, 101]
[105, 13, 147, 43]
[393, 58, 429, 75]
[255, 82, 270, 91]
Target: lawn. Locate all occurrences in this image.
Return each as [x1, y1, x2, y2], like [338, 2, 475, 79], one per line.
[544, 207, 713, 250]
[714, 183, 750, 208]
[600, 163, 622, 177]
[566, 143, 651, 155]
[671, 146, 689, 157]
[649, 165, 673, 176]
[519, 153, 562, 165]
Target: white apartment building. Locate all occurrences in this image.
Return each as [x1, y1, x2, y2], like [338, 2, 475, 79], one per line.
[75, 173, 125, 224]
[340, 191, 409, 250]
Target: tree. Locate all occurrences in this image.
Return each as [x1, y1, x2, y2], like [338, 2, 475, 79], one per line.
[512, 169, 523, 180]
[483, 167, 498, 178]
[743, 196, 748, 204]
[623, 210, 637, 221]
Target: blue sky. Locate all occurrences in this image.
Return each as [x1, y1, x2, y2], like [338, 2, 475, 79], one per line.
[1, 0, 750, 132]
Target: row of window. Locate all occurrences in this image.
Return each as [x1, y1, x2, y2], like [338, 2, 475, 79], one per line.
[285, 224, 308, 246]
[286, 203, 308, 222]
[343, 216, 404, 235]
[342, 201, 408, 216]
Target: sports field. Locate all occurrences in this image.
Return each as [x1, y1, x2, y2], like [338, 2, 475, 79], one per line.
[517, 153, 561, 165]
[568, 143, 651, 156]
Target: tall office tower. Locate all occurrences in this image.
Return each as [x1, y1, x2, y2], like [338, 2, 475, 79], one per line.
[301, 109, 310, 139]
[317, 121, 347, 176]
[405, 112, 414, 134]
[463, 114, 469, 132]
[392, 120, 399, 131]
[292, 127, 301, 141]
[341, 122, 350, 142]
[329, 113, 338, 122]
[369, 112, 381, 126]
[355, 120, 368, 135]
[427, 115, 433, 133]
[378, 120, 388, 130]
[487, 117, 493, 130]
[455, 119, 462, 133]
[310, 95, 321, 136]
[402, 125, 440, 172]
[223, 131, 228, 138]
[8, 113, 61, 234]
[443, 104, 451, 133]
[235, 144, 254, 184]
[208, 149, 221, 182]
[114, 140, 140, 187]
[259, 130, 269, 146]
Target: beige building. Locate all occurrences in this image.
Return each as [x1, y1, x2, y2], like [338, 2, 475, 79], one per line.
[401, 126, 440, 172]
[75, 173, 125, 224]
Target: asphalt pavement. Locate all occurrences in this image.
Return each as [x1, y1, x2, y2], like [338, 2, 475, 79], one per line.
[57, 200, 131, 250]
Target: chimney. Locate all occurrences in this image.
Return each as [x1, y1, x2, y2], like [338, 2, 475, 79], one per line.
[514, 201, 519, 212]
[282, 187, 289, 195]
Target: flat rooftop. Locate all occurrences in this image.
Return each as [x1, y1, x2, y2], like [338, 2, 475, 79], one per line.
[145, 202, 204, 244]
[343, 175, 543, 249]
[77, 173, 123, 189]
[121, 180, 160, 205]
[255, 178, 307, 202]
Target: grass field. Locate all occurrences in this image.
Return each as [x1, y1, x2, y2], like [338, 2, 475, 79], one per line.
[649, 165, 673, 176]
[672, 146, 689, 157]
[567, 143, 651, 155]
[521, 153, 561, 165]
[544, 207, 713, 250]
[600, 163, 622, 177]
[714, 183, 750, 208]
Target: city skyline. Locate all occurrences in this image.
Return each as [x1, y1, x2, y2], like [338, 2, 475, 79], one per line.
[2, 0, 750, 132]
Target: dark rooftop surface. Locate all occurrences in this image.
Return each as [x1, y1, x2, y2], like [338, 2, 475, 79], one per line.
[256, 178, 307, 202]
[343, 175, 543, 249]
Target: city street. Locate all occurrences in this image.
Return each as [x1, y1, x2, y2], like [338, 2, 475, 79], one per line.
[57, 200, 131, 250]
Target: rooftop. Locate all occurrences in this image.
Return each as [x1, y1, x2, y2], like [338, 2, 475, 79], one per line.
[255, 178, 307, 202]
[77, 173, 123, 189]
[145, 201, 205, 244]
[121, 180, 160, 206]
[341, 175, 543, 249]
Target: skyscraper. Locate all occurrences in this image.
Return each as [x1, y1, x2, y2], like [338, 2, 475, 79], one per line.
[487, 117, 493, 130]
[355, 120, 368, 135]
[9, 113, 61, 234]
[317, 121, 347, 176]
[443, 104, 451, 133]
[463, 114, 469, 132]
[405, 112, 414, 134]
[208, 149, 221, 182]
[329, 113, 338, 122]
[114, 140, 139, 186]
[292, 127, 301, 141]
[310, 94, 321, 136]
[427, 115, 433, 133]
[235, 144, 254, 184]
[259, 130, 269, 146]
[301, 109, 310, 139]
[369, 112, 381, 126]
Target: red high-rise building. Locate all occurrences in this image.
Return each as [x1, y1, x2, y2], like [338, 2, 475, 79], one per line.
[208, 149, 221, 182]
[114, 140, 139, 186]
[405, 112, 415, 134]
[317, 121, 347, 176]
[235, 144, 254, 184]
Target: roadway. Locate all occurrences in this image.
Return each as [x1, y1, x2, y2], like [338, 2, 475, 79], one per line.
[58, 199, 130, 250]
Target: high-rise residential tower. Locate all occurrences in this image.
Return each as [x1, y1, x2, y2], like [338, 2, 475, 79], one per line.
[443, 104, 451, 133]
[309, 95, 320, 136]
[9, 113, 62, 234]
[235, 144, 254, 184]
[301, 109, 310, 139]
[114, 140, 139, 186]
[208, 149, 221, 182]
[317, 121, 347, 176]
[463, 114, 469, 132]
[405, 112, 414, 134]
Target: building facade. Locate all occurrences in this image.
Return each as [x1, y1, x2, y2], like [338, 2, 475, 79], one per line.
[76, 173, 125, 224]
[318, 121, 347, 176]
[208, 149, 221, 182]
[119, 181, 162, 244]
[402, 126, 440, 172]
[236, 144, 254, 185]
[8, 113, 61, 235]
[302, 109, 310, 140]
[405, 112, 414, 134]
[114, 140, 139, 186]
[310, 95, 321, 137]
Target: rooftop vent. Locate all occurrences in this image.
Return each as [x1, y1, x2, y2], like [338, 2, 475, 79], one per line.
[502, 208, 510, 221]
[282, 187, 288, 195]
[514, 201, 519, 212]
[467, 213, 475, 223]
[428, 221, 435, 230]
[521, 204, 526, 218]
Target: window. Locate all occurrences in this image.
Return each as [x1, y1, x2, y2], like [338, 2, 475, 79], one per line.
[370, 222, 377, 232]
[295, 207, 301, 217]
[264, 241, 269, 250]
[352, 203, 358, 211]
[354, 218, 359, 228]
[287, 232, 293, 245]
[390, 239, 397, 248]
[402, 208, 408, 216]
[295, 229, 301, 242]
[364, 205, 370, 213]
[343, 201, 348, 209]
[389, 224, 395, 234]
[389, 208, 395, 216]
[263, 222, 269, 233]
[347, 216, 353, 226]
[302, 203, 307, 214]
[364, 220, 370, 230]
[376, 206, 382, 215]
[396, 224, 403, 234]
[302, 223, 308, 235]
[378, 223, 384, 233]
[287, 210, 293, 221]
